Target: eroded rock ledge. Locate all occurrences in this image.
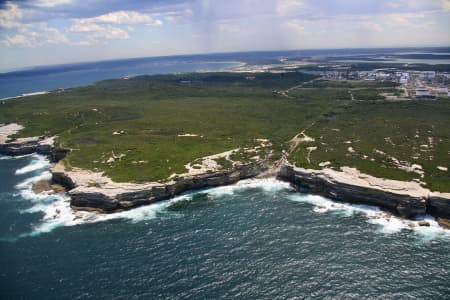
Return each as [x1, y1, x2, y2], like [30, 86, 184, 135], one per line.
[53, 161, 269, 213]
[277, 164, 450, 219]
[1, 123, 449, 224]
[0, 135, 68, 162]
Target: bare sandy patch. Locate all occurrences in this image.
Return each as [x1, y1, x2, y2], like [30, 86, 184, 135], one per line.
[0, 123, 24, 144]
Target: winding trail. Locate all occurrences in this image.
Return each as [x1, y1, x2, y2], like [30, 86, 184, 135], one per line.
[288, 122, 316, 153]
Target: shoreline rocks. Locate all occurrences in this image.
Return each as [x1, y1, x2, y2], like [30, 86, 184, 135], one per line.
[0, 138, 52, 156]
[62, 161, 269, 213]
[437, 218, 450, 229]
[32, 180, 53, 194]
[1, 123, 449, 227]
[32, 180, 66, 194]
[277, 164, 450, 220]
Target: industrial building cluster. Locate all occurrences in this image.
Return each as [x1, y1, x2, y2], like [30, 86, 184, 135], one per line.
[315, 66, 450, 99]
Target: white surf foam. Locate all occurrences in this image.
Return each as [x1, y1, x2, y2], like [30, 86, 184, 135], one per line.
[0, 154, 33, 160]
[15, 154, 50, 175]
[287, 193, 450, 237]
[12, 162, 449, 241]
[15, 171, 52, 196]
[17, 178, 293, 236]
[23, 193, 194, 237]
[207, 178, 294, 197]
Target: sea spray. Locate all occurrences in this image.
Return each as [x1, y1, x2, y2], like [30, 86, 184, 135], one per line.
[8, 155, 450, 240]
[0, 154, 32, 160]
[287, 193, 450, 238]
[15, 154, 50, 175]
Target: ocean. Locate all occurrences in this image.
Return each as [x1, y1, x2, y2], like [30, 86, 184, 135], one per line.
[1, 154, 450, 299]
[1, 50, 450, 299]
[0, 56, 241, 99]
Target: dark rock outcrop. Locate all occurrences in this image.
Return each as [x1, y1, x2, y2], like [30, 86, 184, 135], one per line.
[49, 148, 70, 163]
[277, 164, 430, 218]
[437, 218, 450, 229]
[0, 140, 52, 156]
[52, 170, 76, 191]
[428, 194, 450, 219]
[69, 162, 268, 213]
[71, 192, 120, 212]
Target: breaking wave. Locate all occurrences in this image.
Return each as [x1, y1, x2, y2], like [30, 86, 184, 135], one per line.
[0, 154, 32, 160]
[15, 154, 50, 175]
[287, 193, 450, 240]
[8, 156, 449, 241]
[13, 177, 294, 238]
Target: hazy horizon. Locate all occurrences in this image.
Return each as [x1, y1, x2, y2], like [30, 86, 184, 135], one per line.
[1, 45, 450, 74]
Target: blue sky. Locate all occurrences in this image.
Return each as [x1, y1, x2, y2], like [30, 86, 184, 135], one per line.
[0, 0, 449, 71]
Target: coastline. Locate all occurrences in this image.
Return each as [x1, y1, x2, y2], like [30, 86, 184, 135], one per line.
[277, 164, 450, 226]
[1, 123, 450, 229]
[0, 91, 49, 102]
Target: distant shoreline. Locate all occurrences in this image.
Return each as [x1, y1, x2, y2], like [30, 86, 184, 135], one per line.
[0, 91, 49, 102]
[0, 59, 242, 99]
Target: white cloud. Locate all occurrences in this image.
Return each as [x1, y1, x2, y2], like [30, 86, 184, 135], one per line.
[281, 20, 306, 34]
[3, 34, 31, 47]
[0, 2, 23, 28]
[386, 12, 431, 29]
[76, 10, 162, 26]
[217, 22, 240, 33]
[41, 25, 70, 44]
[95, 27, 129, 39]
[440, 0, 450, 10]
[385, 1, 401, 8]
[357, 21, 383, 32]
[277, 0, 305, 16]
[35, 0, 72, 8]
[2, 23, 69, 47]
[68, 23, 129, 43]
[68, 23, 105, 32]
[0, 2, 71, 47]
[66, 10, 162, 45]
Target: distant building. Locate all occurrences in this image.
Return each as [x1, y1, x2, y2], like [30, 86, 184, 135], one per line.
[437, 87, 448, 94]
[416, 87, 431, 97]
[419, 71, 436, 80]
[400, 77, 408, 84]
[376, 72, 389, 79]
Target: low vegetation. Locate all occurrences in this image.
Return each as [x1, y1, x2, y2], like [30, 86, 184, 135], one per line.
[1, 72, 448, 191]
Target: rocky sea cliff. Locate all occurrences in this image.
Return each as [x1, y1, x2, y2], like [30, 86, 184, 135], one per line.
[277, 164, 450, 226]
[1, 125, 449, 228]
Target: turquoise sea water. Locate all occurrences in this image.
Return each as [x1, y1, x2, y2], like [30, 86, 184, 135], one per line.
[1, 155, 449, 299]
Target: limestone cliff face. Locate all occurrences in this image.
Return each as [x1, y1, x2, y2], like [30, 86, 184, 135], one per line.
[277, 164, 450, 219]
[0, 136, 67, 162]
[0, 140, 52, 156]
[66, 162, 268, 213]
[428, 193, 450, 219]
[2, 133, 449, 222]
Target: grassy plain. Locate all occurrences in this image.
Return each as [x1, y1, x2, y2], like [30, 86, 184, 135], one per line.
[0, 73, 448, 191]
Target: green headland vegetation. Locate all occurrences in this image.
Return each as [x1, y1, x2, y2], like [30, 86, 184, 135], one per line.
[1, 72, 449, 192]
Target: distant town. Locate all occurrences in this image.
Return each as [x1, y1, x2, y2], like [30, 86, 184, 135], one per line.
[316, 67, 449, 99]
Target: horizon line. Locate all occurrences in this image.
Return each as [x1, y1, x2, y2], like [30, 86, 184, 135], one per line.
[2, 45, 450, 74]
